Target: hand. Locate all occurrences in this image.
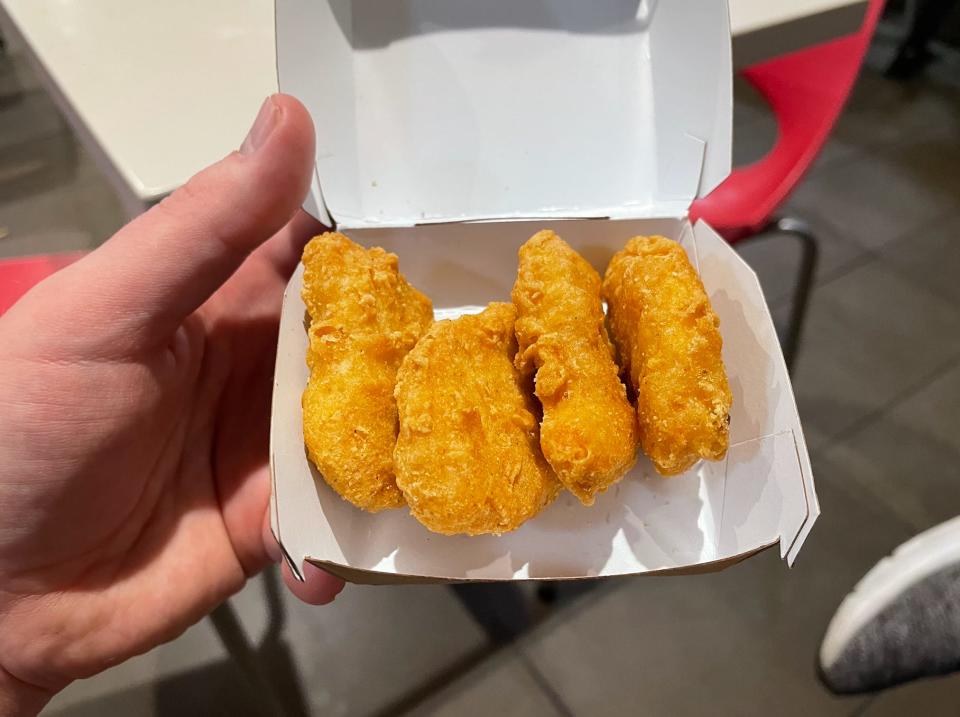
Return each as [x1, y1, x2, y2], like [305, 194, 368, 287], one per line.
[0, 95, 343, 715]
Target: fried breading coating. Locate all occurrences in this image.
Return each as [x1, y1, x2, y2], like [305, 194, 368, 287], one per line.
[511, 230, 638, 505]
[602, 236, 732, 476]
[301, 232, 433, 512]
[394, 302, 561, 535]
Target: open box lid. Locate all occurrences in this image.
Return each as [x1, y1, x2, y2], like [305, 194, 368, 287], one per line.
[275, 0, 733, 229]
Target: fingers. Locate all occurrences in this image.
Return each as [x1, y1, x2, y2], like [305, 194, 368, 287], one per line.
[262, 510, 345, 606]
[211, 208, 327, 316]
[256, 209, 328, 281]
[281, 561, 345, 606]
[67, 94, 316, 344]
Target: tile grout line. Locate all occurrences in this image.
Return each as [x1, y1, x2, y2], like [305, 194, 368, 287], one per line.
[766, 207, 960, 325]
[516, 650, 576, 717]
[808, 356, 960, 535]
[869, 209, 960, 308]
[802, 71, 960, 183]
[385, 643, 504, 717]
[796, 107, 922, 183]
[818, 352, 960, 454]
[770, 210, 956, 309]
[753, 176, 900, 311]
[847, 694, 878, 717]
[767, 246, 880, 313]
[388, 582, 623, 716]
[774, 138, 960, 302]
[855, 203, 959, 249]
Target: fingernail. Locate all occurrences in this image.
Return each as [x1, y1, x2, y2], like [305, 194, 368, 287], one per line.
[264, 528, 283, 563]
[241, 96, 280, 155]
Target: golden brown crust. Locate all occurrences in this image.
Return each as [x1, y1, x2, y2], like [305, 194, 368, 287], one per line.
[512, 230, 638, 505]
[394, 302, 561, 535]
[301, 232, 433, 512]
[602, 236, 732, 476]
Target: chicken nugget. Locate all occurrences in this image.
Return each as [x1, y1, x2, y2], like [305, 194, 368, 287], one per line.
[511, 230, 638, 505]
[602, 236, 732, 476]
[394, 302, 561, 535]
[302, 232, 433, 512]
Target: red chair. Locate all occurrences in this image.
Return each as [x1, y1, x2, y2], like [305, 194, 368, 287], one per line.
[0, 252, 84, 315]
[691, 0, 885, 370]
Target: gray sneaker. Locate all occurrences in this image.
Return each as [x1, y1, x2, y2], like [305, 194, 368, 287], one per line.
[819, 516, 960, 694]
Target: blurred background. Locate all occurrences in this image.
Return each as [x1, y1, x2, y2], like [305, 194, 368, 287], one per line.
[2, 0, 960, 715]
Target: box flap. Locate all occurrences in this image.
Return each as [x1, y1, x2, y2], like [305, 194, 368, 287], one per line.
[690, 221, 819, 567]
[276, 0, 732, 228]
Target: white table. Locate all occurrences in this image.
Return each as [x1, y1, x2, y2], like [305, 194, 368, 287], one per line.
[0, 0, 866, 215]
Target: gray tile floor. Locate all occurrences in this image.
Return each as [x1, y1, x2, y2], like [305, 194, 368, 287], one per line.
[3, 28, 960, 717]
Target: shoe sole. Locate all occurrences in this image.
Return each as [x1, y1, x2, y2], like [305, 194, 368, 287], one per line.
[820, 515, 960, 670]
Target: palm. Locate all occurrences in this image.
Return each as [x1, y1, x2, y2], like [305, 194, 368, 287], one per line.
[0, 221, 300, 691]
[0, 98, 343, 711]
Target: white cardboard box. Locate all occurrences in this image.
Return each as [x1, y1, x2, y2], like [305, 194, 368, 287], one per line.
[270, 0, 818, 585]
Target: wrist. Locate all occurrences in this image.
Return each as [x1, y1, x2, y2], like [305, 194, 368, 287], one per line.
[0, 666, 51, 717]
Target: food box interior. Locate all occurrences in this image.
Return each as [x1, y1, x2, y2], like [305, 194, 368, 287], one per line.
[270, 0, 819, 584]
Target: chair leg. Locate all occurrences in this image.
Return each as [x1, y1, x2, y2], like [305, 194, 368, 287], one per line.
[210, 579, 312, 717]
[768, 216, 819, 374]
[209, 601, 290, 716]
[261, 563, 287, 646]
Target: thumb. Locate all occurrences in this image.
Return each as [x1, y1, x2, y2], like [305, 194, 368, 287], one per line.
[53, 94, 315, 344]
